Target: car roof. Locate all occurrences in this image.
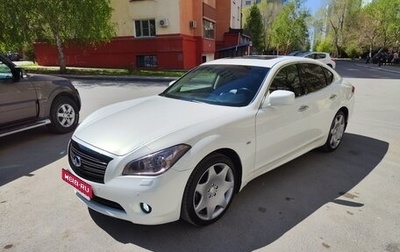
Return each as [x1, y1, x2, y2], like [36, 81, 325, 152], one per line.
[201, 55, 321, 68]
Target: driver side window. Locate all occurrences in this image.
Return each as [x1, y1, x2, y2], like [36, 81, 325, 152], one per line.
[270, 64, 303, 97]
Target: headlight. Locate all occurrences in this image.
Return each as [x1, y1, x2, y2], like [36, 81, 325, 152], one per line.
[122, 144, 191, 176]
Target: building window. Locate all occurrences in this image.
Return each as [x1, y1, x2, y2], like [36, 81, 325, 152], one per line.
[137, 55, 158, 67]
[135, 19, 156, 37]
[203, 19, 215, 39]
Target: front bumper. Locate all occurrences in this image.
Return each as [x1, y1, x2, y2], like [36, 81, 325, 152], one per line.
[67, 164, 192, 225]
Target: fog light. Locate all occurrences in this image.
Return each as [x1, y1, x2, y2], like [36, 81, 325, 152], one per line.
[140, 202, 152, 214]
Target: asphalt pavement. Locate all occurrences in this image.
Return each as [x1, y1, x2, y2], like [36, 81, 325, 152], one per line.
[352, 59, 400, 75]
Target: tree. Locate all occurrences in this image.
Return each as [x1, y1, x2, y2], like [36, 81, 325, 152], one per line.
[258, 1, 284, 53]
[244, 4, 265, 54]
[315, 38, 334, 53]
[0, 0, 115, 73]
[358, 2, 382, 55]
[342, 0, 400, 56]
[0, 0, 39, 51]
[321, 0, 362, 57]
[366, 0, 400, 49]
[270, 0, 309, 54]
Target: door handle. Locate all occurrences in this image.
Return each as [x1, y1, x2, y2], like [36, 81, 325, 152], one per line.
[298, 105, 309, 112]
[330, 94, 337, 99]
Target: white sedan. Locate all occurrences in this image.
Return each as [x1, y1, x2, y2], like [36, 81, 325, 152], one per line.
[299, 51, 336, 69]
[62, 56, 355, 226]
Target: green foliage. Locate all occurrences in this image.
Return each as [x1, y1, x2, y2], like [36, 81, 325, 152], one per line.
[313, 0, 400, 57]
[0, 0, 38, 50]
[270, 1, 309, 54]
[244, 4, 265, 53]
[32, 0, 116, 45]
[344, 44, 362, 59]
[366, 0, 400, 47]
[315, 40, 334, 53]
[0, 0, 115, 72]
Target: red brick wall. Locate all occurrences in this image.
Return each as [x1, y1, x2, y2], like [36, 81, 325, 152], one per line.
[34, 34, 202, 70]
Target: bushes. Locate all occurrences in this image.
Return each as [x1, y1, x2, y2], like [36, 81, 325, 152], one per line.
[315, 40, 333, 55]
[345, 44, 362, 59]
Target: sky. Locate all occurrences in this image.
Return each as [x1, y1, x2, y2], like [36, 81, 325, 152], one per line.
[304, 0, 323, 15]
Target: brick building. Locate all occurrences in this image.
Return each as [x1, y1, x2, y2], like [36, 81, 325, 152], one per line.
[34, 0, 251, 70]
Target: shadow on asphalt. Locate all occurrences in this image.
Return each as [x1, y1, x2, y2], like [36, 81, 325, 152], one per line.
[89, 133, 388, 252]
[0, 127, 72, 186]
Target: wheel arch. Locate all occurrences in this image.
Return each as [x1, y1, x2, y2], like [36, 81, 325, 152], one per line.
[52, 92, 81, 111]
[209, 148, 243, 194]
[338, 106, 349, 128]
[39, 90, 81, 119]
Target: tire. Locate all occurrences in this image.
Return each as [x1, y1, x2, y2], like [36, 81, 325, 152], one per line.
[322, 111, 346, 152]
[181, 153, 237, 226]
[48, 96, 79, 134]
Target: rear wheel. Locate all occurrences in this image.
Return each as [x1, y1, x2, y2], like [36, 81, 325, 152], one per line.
[48, 97, 79, 133]
[322, 111, 346, 152]
[181, 153, 237, 226]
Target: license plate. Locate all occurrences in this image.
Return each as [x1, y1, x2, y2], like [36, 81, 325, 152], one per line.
[62, 169, 93, 199]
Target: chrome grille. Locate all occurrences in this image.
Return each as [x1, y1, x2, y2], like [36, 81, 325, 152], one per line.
[68, 140, 113, 183]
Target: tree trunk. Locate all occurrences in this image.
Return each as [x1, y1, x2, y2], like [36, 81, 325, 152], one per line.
[55, 34, 66, 74]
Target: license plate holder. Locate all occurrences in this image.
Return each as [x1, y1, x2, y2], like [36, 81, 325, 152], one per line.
[62, 169, 93, 199]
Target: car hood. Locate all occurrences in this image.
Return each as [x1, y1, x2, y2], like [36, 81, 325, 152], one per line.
[74, 96, 233, 156]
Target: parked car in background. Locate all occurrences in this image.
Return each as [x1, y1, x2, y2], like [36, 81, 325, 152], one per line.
[297, 51, 336, 68]
[62, 56, 354, 226]
[0, 54, 81, 137]
[6, 51, 21, 61]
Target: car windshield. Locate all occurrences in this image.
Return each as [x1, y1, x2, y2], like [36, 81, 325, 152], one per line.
[160, 65, 269, 107]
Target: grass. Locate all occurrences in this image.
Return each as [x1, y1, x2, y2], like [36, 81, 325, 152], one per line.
[20, 63, 186, 77]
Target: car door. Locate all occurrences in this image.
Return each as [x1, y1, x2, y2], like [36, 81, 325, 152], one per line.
[297, 63, 338, 141]
[316, 53, 327, 64]
[0, 60, 37, 125]
[255, 64, 315, 172]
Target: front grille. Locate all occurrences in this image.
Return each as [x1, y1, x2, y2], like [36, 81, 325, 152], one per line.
[68, 140, 113, 183]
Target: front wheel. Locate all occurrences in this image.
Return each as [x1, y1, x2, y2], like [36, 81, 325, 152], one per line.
[181, 153, 237, 226]
[322, 111, 346, 152]
[48, 97, 79, 134]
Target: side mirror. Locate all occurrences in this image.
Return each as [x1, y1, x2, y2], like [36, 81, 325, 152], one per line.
[265, 90, 295, 107]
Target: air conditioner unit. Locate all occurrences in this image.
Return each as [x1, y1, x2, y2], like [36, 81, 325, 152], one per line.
[159, 18, 169, 27]
[189, 20, 197, 29]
